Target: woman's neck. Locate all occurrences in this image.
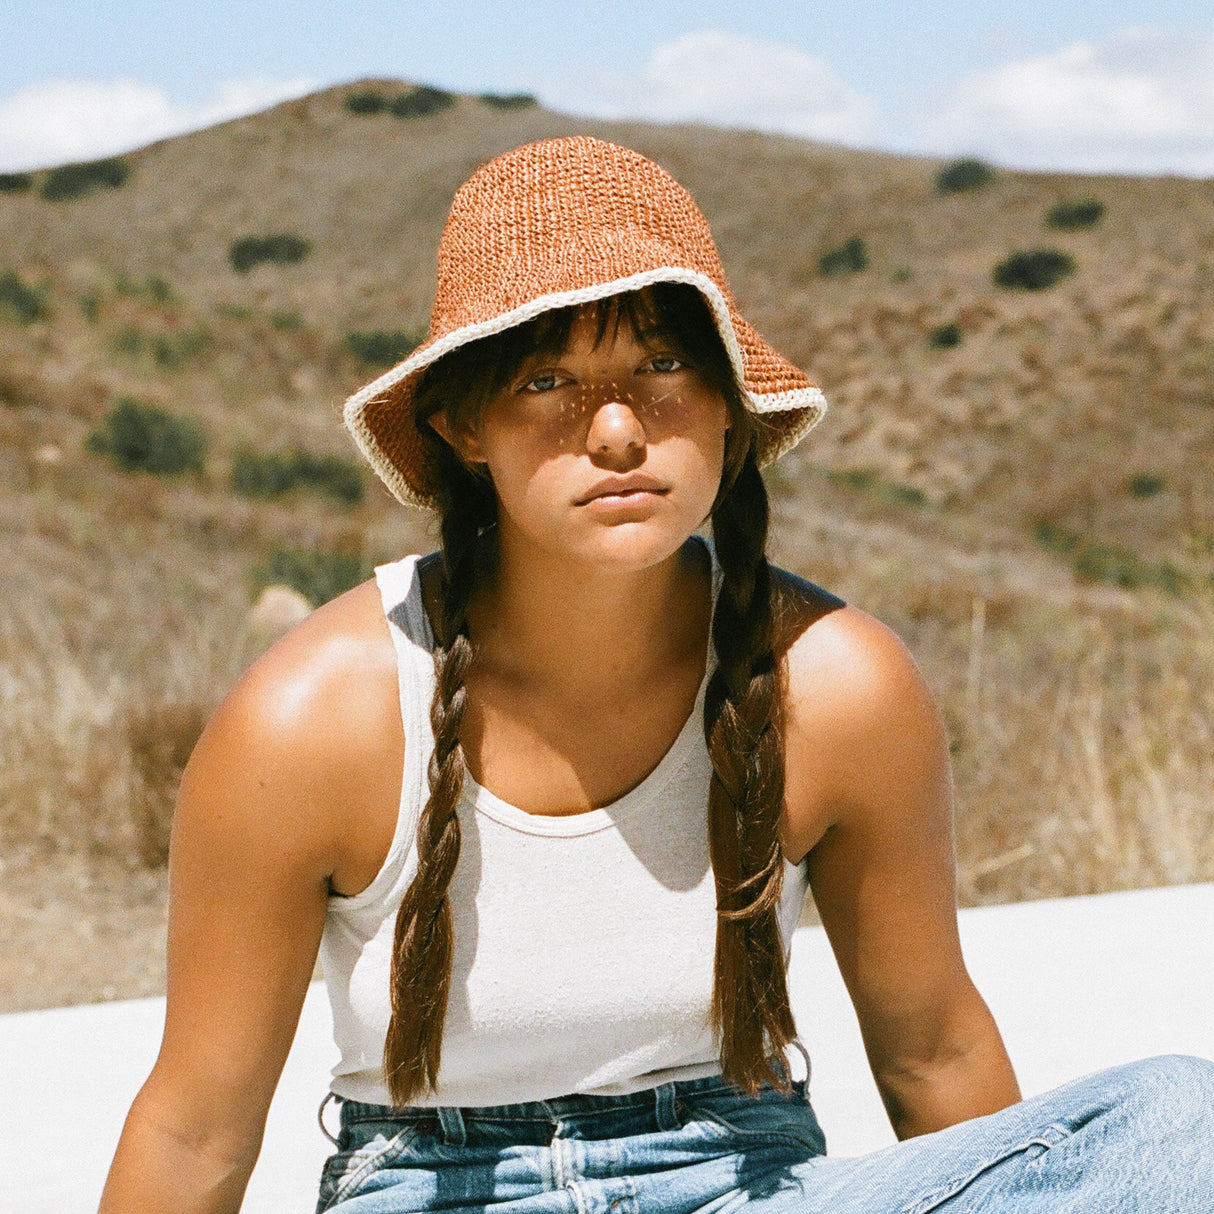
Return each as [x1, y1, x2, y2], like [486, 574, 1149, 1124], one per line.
[465, 535, 711, 692]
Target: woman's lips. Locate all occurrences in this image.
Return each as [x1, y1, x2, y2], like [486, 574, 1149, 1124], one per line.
[576, 475, 668, 505]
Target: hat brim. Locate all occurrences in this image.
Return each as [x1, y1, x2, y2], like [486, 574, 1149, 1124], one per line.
[344, 266, 826, 508]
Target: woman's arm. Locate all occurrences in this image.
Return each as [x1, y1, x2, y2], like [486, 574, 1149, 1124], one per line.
[781, 600, 1020, 1139]
[100, 582, 401, 1213]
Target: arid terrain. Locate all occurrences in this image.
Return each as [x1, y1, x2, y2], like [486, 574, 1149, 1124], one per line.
[2, 81, 1211, 1012]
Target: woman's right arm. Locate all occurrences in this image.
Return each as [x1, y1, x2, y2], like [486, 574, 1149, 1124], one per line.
[99, 582, 401, 1214]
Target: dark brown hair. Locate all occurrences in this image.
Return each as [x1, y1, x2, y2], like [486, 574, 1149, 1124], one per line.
[384, 282, 795, 1103]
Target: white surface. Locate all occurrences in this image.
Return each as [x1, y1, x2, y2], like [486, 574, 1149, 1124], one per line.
[2, 883, 1211, 1211]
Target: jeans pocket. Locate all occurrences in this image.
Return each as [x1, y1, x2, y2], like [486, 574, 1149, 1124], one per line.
[904, 1122, 1071, 1214]
[680, 1092, 825, 1156]
[317, 1124, 421, 1212]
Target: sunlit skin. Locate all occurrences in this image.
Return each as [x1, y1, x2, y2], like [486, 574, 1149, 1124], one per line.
[99, 301, 1021, 1214]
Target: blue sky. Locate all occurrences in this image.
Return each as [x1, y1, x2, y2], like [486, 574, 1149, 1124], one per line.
[1, 1, 1211, 175]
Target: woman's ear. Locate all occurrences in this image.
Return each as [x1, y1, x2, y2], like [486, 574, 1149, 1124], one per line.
[428, 411, 487, 468]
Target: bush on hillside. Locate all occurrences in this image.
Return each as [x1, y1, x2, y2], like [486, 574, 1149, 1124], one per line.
[1128, 473, 1165, 498]
[0, 171, 33, 193]
[479, 92, 538, 110]
[232, 447, 365, 505]
[389, 86, 455, 118]
[935, 157, 996, 194]
[993, 249, 1075, 291]
[928, 322, 963, 349]
[114, 273, 175, 303]
[344, 90, 387, 115]
[252, 545, 373, 607]
[86, 397, 207, 475]
[228, 233, 311, 274]
[818, 235, 868, 277]
[109, 325, 208, 368]
[344, 328, 423, 367]
[1046, 199, 1105, 231]
[1033, 520, 1188, 593]
[0, 270, 48, 323]
[40, 157, 130, 201]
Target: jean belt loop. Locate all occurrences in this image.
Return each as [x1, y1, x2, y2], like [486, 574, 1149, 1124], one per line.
[788, 1039, 812, 1089]
[317, 1091, 341, 1146]
[654, 1081, 680, 1131]
[438, 1105, 467, 1146]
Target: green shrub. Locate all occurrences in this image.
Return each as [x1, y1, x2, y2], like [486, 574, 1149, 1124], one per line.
[1034, 521, 1189, 593]
[929, 322, 962, 349]
[228, 233, 311, 274]
[0, 270, 47, 323]
[891, 267, 913, 283]
[1033, 520, 1081, 554]
[344, 328, 423, 367]
[828, 467, 878, 491]
[86, 397, 207, 475]
[993, 249, 1075, 291]
[1128, 473, 1165, 498]
[270, 309, 303, 331]
[110, 326, 207, 368]
[818, 235, 868, 277]
[1046, 199, 1105, 231]
[40, 156, 130, 201]
[80, 292, 101, 323]
[389, 86, 455, 118]
[826, 465, 926, 507]
[232, 447, 364, 505]
[935, 157, 996, 194]
[1073, 544, 1148, 589]
[114, 273, 175, 303]
[111, 326, 144, 356]
[252, 545, 372, 607]
[0, 171, 33, 193]
[150, 330, 208, 369]
[344, 90, 387, 115]
[479, 92, 538, 109]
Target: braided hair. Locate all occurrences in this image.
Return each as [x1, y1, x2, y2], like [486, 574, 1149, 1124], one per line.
[383, 283, 795, 1104]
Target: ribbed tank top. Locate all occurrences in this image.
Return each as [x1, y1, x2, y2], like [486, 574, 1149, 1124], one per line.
[319, 546, 811, 1107]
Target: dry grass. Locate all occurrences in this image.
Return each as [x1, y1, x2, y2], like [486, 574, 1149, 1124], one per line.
[1, 81, 1211, 911]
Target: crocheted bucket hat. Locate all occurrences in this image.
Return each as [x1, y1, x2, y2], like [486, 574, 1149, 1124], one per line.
[344, 135, 827, 507]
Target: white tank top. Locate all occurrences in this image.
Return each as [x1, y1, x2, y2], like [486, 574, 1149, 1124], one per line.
[319, 548, 811, 1107]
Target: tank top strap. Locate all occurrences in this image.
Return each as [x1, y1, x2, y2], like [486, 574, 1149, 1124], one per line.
[329, 555, 437, 912]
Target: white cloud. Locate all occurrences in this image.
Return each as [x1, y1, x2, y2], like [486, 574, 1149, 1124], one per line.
[541, 30, 878, 147]
[0, 76, 316, 172]
[924, 27, 1214, 175]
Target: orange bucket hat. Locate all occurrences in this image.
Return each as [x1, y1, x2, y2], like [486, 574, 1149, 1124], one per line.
[344, 135, 827, 507]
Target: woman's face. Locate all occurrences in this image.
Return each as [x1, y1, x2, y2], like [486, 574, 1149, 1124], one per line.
[438, 305, 730, 573]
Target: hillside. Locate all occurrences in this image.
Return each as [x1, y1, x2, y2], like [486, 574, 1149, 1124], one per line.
[0, 80, 1211, 1010]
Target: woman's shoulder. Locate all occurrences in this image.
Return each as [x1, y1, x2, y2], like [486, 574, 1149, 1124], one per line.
[767, 558, 937, 757]
[185, 578, 403, 841]
[769, 565, 923, 711]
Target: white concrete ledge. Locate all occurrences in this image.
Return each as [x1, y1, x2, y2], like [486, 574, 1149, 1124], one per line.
[2, 884, 1210, 1212]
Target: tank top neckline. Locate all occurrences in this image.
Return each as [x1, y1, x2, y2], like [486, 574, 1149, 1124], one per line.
[410, 536, 721, 838]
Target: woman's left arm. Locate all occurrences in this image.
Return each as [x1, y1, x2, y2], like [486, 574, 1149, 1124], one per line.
[780, 602, 1021, 1139]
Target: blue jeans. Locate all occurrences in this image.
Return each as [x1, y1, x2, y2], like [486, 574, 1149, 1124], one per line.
[317, 1055, 1214, 1212]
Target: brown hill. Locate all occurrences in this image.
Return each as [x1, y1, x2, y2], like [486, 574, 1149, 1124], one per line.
[0, 81, 1211, 1007]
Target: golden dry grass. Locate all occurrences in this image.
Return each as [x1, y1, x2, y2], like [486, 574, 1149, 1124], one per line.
[1, 80, 1211, 911]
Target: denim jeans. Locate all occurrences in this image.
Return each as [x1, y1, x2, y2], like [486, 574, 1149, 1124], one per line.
[317, 1054, 1214, 1213]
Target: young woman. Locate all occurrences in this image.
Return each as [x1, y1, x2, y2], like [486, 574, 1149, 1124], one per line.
[101, 137, 1212, 1213]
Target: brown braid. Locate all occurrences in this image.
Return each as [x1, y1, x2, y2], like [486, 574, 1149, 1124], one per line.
[383, 445, 495, 1105]
[706, 442, 798, 1094]
[383, 282, 796, 1103]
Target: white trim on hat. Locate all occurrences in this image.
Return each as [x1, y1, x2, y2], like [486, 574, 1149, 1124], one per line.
[344, 266, 826, 507]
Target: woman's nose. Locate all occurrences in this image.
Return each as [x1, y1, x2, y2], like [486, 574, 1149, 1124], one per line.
[586, 397, 646, 464]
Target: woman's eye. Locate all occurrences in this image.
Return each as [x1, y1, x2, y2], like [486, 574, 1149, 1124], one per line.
[521, 373, 563, 393]
[645, 355, 684, 373]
